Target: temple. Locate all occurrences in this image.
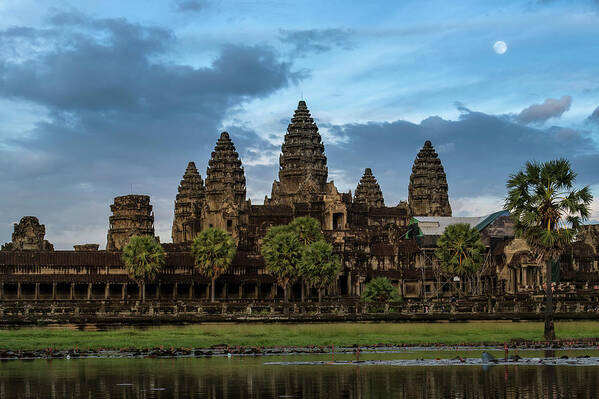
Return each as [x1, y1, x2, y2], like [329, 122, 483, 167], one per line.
[0, 100, 598, 321]
[408, 140, 452, 217]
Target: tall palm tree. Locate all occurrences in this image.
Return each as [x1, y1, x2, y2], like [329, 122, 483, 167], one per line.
[261, 230, 302, 303]
[191, 228, 237, 303]
[122, 235, 166, 302]
[298, 240, 341, 302]
[505, 159, 592, 340]
[435, 223, 485, 295]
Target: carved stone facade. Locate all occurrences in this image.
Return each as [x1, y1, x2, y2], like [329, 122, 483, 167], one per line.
[172, 161, 205, 244]
[106, 195, 155, 251]
[408, 140, 452, 217]
[268, 101, 328, 206]
[1, 216, 54, 251]
[202, 132, 249, 240]
[354, 168, 385, 208]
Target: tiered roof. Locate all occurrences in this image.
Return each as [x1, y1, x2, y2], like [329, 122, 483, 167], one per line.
[354, 168, 385, 208]
[278, 100, 328, 192]
[205, 132, 246, 205]
[408, 140, 452, 216]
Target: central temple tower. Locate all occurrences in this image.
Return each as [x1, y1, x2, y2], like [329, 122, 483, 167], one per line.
[268, 100, 328, 206]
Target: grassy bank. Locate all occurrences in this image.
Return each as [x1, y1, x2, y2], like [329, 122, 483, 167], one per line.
[1, 321, 598, 350]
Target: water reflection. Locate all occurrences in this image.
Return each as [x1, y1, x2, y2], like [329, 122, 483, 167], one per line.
[1, 357, 598, 398]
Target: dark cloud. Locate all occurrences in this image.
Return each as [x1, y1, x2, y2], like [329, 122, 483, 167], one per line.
[323, 109, 598, 207]
[172, 0, 208, 12]
[515, 95, 572, 124]
[0, 13, 301, 248]
[587, 106, 599, 124]
[278, 28, 354, 56]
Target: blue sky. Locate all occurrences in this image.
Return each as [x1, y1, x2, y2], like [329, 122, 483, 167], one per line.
[0, 0, 598, 248]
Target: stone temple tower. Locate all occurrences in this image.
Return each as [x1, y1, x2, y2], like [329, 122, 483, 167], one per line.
[203, 131, 247, 237]
[354, 168, 385, 208]
[172, 161, 205, 244]
[106, 195, 155, 251]
[408, 140, 452, 216]
[269, 100, 328, 205]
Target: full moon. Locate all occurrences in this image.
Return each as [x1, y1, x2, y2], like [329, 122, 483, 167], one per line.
[493, 41, 508, 54]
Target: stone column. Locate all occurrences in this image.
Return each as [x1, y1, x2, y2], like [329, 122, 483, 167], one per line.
[35, 283, 40, 300]
[238, 283, 243, 299]
[271, 283, 276, 299]
[0, 283, 4, 300]
[52, 283, 57, 300]
[105, 283, 110, 300]
[173, 283, 178, 300]
[205, 285, 210, 300]
[347, 271, 352, 296]
[70, 283, 74, 300]
[17, 283, 21, 300]
[188, 284, 193, 300]
[87, 283, 92, 300]
[156, 284, 160, 300]
[255, 283, 259, 300]
[122, 284, 126, 300]
[222, 283, 228, 300]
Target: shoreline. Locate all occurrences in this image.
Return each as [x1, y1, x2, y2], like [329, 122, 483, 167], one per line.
[2, 339, 599, 361]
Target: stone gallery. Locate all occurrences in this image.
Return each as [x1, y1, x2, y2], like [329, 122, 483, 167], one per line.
[0, 101, 598, 313]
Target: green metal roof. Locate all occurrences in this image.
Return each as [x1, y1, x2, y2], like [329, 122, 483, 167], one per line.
[473, 210, 510, 232]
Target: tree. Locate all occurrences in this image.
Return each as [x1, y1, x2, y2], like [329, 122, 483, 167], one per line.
[289, 216, 323, 245]
[298, 240, 341, 302]
[122, 235, 166, 302]
[261, 230, 302, 302]
[435, 223, 485, 295]
[362, 277, 401, 303]
[191, 228, 237, 302]
[504, 158, 592, 340]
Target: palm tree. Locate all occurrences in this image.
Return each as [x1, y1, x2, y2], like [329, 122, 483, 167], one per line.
[191, 228, 237, 302]
[505, 158, 592, 340]
[435, 223, 485, 295]
[298, 240, 341, 302]
[122, 235, 166, 302]
[260, 229, 302, 302]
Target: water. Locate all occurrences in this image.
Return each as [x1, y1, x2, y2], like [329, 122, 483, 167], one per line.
[1, 355, 599, 398]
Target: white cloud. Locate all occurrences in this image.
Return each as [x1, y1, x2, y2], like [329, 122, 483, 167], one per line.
[450, 195, 504, 217]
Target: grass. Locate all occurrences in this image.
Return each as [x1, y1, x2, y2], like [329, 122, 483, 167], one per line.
[0, 321, 598, 350]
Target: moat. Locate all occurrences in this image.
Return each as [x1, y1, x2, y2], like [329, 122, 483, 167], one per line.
[2, 353, 599, 398]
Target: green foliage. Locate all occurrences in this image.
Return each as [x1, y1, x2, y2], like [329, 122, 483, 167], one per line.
[289, 216, 323, 245]
[191, 228, 237, 280]
[298, 240, 341, 289]
[260, 230, 302, 289]
[362, 277, 401, 303]
[504, 158, 592, 258]
[122, 235, 166, 282]
[435, 223, 485, 277]
[261, 217, 334, 300]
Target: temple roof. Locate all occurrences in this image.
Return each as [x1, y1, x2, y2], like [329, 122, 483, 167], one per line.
[205, 131, 246, 203]
[176, 161, 205, 202]
[354, 168, 385, 207]
[278, 100, 328, 190]
[408, 140, 452, 217]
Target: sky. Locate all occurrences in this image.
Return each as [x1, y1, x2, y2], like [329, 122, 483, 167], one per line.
[0, 0, 598, 249]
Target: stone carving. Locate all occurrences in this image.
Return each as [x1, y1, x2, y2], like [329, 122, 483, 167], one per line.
[1, 216, 54, 251]
[106, 195, 155, 251]
[73, 244, 99, 251]
[268, 100, 328, 205]
[172, 161, 205, 244]
[408, 140, 452, 216]
[354, 168, 385, 208]
[205, 132, 246, 208]
[202, 131, 248, 238]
